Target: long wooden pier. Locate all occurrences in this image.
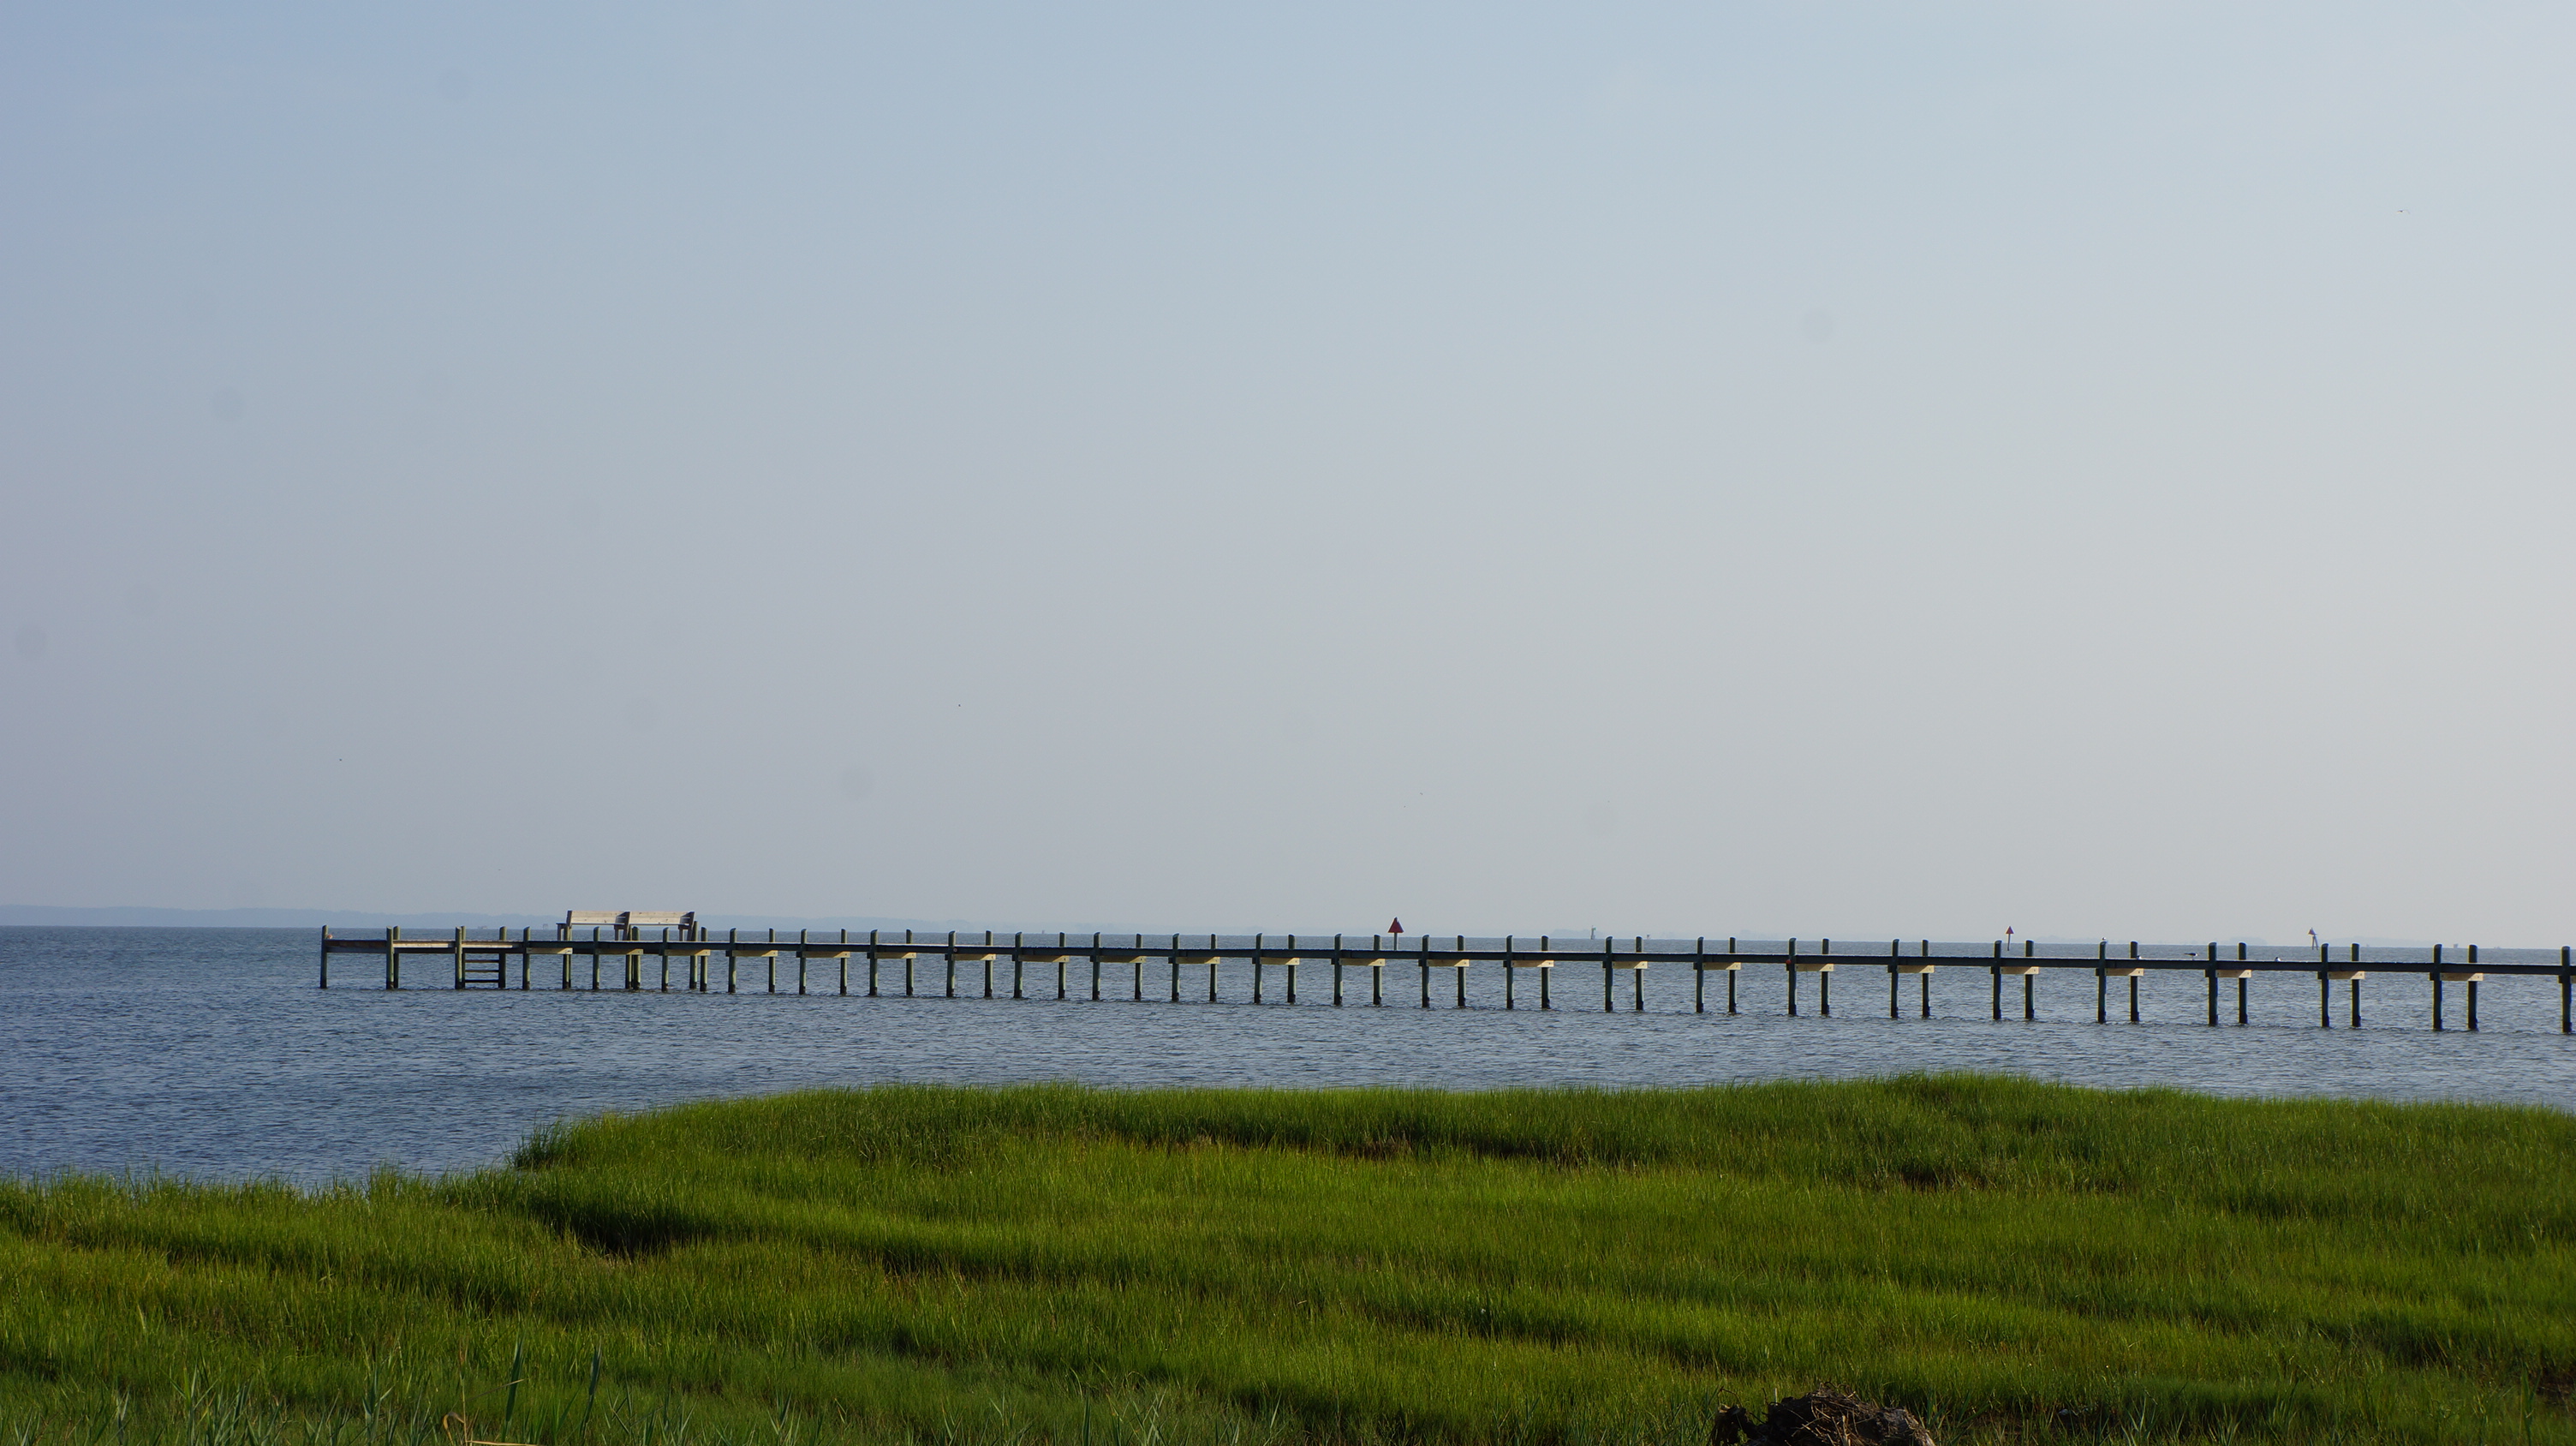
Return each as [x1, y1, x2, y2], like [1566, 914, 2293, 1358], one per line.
[318, 916, 2576, 1032]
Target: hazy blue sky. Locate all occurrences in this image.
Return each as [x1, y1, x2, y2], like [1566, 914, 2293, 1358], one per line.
[4, 3, 2571, 943]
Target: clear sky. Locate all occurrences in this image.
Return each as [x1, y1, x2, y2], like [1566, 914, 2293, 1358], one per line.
[4, 3, 2571, 944]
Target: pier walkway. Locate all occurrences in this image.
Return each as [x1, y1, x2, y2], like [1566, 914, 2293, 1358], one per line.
[319, 917, 2576, 1032]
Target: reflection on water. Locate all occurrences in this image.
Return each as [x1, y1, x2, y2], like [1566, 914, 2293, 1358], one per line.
[6, 928, 2571, 1186]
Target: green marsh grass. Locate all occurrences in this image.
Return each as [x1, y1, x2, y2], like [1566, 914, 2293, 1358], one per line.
[3, 1077, 2572, 1443]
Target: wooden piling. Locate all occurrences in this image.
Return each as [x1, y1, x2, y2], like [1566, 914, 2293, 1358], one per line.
[2431, 943, 2443, 1031]
[453, 926, 467, 990]
[1458, 936, 1470, 1008]
[2563, 945, 2572, 1034]
[319, 927, 331, 989]
[1092, 931, 1104, 1001]
[1817, 939, 1830, 1017]
[1787, 938, 1799, 1018]
[385, 924, 400, 989]
[1728, 938, 1738, 1014]
[1991, 940, 2002, 1021]
[1012, 932, 1025, 1000]
[1503, 936, 1514, 1010]
[722, 928, 735, 994]
[1254, 934, 1266, 1005]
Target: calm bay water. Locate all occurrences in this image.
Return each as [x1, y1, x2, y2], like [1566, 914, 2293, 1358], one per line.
[5, 926, 2571, 1186]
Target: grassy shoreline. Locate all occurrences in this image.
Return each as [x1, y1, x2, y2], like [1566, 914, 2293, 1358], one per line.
[4, 1077, 2572, 1443]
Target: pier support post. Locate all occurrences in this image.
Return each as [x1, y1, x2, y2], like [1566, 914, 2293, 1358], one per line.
[1502, 937, 1513, 1010]
[1254, 935, 1265, 1005]
[319, 928, 331, 989]
[385, 924, 400, 989]
[2431, 944, 2442, 1031]
[1990, 941, 2002, 1021]
[1891, 941, 1901, 1020]
[1012, 933, 1024, 1000]
[1208, 941, 1219, 1002]
[1172, 942, 1182, 1003]
[1091, 932, 1103, 1001]
[1420, 953, 1431, 1007]
[453, 926, 466, 990]
[2467, 945, 2480, 1031]
[869, 931, 880, 997]
[1698, 940, 1709, 1014]
[2024, 971, 2034, 1021]
[2562, 945, 2572, 1033]
[2097, 968, 2108, 1023]
[1787, 940, 1799, 1018]
[1539, 939, 1551, 1009]
[2204, 942, 2218, 1025]
[725, 929, 736, 994]
[1728, 940, 1738, 1014]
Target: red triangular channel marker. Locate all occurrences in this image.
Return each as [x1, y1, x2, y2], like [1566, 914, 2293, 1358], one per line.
[1389, 917, 1404, 934]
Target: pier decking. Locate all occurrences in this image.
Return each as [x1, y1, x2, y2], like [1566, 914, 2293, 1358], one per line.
[318, 918, 2576, 1032]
